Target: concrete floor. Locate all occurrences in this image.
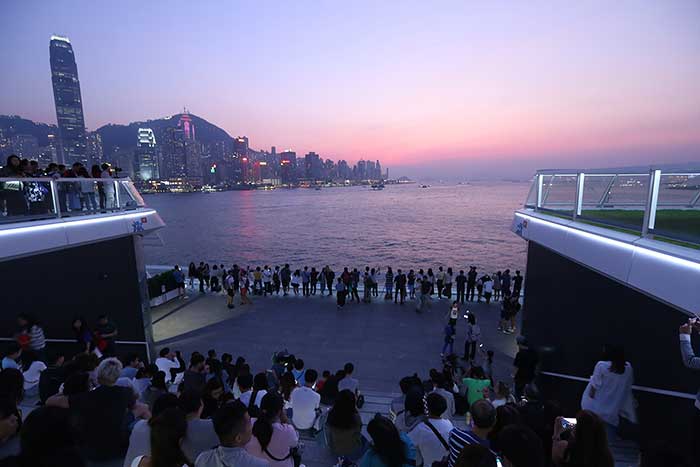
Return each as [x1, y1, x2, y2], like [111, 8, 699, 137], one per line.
[151, 287, 520, 392]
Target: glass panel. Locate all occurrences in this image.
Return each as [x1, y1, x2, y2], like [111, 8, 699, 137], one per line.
[524, 178, 538, 207]
[120, 180, 146, 207]
[0, 178, 57, 222]
[540, 175, 577, 216]
[652, 173, 700, 244]
[578, 174, 648, 232]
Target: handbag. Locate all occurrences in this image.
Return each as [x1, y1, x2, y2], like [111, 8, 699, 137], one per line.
[356, 394, 365, 409]
[263, 443, 303, 467]
[424, 420, 450, 467]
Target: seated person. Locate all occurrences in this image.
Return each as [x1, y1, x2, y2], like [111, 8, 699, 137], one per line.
[290, 369, 321, 430]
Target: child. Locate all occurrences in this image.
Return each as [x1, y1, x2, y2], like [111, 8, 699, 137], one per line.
[447, 301, 459, 326]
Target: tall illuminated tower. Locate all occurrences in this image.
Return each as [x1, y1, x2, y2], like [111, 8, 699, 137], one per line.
[49, 35, 87, 165]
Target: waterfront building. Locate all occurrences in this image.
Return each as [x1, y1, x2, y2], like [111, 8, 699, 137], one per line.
[85, 130, 103, 166]
[49, 35, 87, 165]
[279, 150, 297, 184]
[135, 128, 159, 181]
[304, 151, 322, 180]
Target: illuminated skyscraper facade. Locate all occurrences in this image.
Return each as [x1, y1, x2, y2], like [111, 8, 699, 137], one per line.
[49, 35, 87, 165]
[135, 128, 159, 181]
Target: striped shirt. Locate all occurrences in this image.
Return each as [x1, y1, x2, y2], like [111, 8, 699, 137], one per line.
[447, 427, 491, 467]
[29, 325, 46, 351]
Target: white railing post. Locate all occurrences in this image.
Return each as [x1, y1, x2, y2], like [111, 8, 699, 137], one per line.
[536, 174, 544, 210]
[574, 172, 585, 219]
[50, 180, 61, 218]
[642, 169, 661, 235]
[114, 180, 120, 209]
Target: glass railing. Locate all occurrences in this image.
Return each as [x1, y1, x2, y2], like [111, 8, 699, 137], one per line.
[524, 170, 700, 245]
[0, 177, 146, 224]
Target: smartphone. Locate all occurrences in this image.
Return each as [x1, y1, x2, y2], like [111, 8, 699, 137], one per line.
[561, 417, 577, 430]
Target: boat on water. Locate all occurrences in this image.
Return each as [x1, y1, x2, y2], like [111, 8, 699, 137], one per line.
[371, 183, 385, 190]
[420, 184, 430, 188]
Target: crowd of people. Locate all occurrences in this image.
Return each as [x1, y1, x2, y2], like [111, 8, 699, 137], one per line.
[174, 262, 523, 318]
[0, 307, 697, 467]
[0, 154, 125, 216]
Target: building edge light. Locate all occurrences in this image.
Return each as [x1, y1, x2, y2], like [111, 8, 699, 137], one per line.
[50, 35, 70, 43]
[0, 210, 159, 237]
[514, 212, 700, 272]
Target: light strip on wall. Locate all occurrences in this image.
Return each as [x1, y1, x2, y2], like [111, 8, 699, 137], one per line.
[0, 210, 156, 237]
[515, 212, 700, 273]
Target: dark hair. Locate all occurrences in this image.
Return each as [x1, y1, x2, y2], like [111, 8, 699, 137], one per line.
[304, 369, 318, 384]
[327, 389, 358, 429]
[279, 372, 296, 401]
[567, 410, 614, 467]
[471, 399, 496, 429]
[498, 424, 544, 467]
[18, 406, 84, 467]
[367, 415, 409, 467]
[221, 353, 232, 363]
[0, 397, 20, 436]
[178, 390, 203, 415]
[63, 372, 90, 396]
[252, 392, 284, 450]
[404, 386, 425, 417]
[21, 350, 39, 371]
[0, 368, 24, 403]
[399, 374, 421, 394]
[150, 408, 191, 467]
[151, 371, 168, 391]
[488, 405, 522, 449]
[159, 348, 170, 358]
[455, 444, 497, 467]
[237, 373, 253, 391]
[124, 353, 140, 366]
[426, 392, 447, 417]
[294, 359, 304, 370]
[212, 400, 249, 441]
[344, 362, 354, 374]
[469, 366, 486, 379]
[190, 354, 205, 368]
[151, 393, 180, 419]
[468, 313, 476, 325]
[253, 372, 268, 391]
[604, 345, 626, 375]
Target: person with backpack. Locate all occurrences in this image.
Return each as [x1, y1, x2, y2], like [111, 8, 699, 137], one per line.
[408, 393, 453, 467]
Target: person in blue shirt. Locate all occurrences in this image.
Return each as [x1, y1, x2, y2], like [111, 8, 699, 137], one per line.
[1, 343, 22, 370]
[441, 323, 456, 357]
[361, 414, 416, 467]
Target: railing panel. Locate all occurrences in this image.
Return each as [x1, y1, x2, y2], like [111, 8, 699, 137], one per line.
[578, 174, 649, 233]
[652, 173, 700, 244]
[540, 175, 577, 215]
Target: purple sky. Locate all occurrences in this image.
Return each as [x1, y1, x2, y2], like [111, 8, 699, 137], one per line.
[1, 0, 699, 178]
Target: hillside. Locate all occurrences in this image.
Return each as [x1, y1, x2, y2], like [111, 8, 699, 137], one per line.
[96, 113, 234, 154]
[0, 115, 57, 147]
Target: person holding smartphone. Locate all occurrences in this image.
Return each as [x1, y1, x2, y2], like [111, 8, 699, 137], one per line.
[680, 316, 700, 466]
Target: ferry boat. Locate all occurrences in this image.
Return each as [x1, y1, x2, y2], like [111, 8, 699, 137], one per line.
[370, 183, 385, 190]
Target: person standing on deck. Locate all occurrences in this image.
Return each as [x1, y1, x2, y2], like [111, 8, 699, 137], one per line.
[302, 266, 311, 297]
[467, 266, 477, 302]
[436, 266, 445, 299]
[325, 266, 335, 297]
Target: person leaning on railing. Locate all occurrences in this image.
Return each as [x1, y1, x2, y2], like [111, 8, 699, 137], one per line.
[679, 316, 700, 466]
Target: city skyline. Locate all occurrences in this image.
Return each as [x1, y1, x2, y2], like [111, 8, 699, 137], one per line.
[1, 1, 699, 179]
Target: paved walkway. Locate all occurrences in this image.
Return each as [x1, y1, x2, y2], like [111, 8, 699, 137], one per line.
[151, 287, 519, 393]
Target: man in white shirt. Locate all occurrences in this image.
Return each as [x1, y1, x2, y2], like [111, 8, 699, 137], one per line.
[337, 362, 359, 395]
[155, 348, 183, 384]
[290, 369, 321, 430]
[262, 266, 272, 296]
[408, 393, 453, 467]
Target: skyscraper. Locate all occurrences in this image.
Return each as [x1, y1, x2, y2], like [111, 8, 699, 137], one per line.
[135, 128, 159, 181]
[49, 35, 87, 165]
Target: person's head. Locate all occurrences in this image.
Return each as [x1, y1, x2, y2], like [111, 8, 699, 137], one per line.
[237, 373, 253, 392]
[294, 359, 304, 371]
[304, 369, 318, 387]
[47, 350, 65, 367]
[5, 154, 20, 170]
[523, 383, 540, 402]
[438, 266, 443, 271]
[212, 400, 253, 447]
[97, 314, 108, 325]
[124, 353, 141, 368]
[471, 399, 497, 432]
[497, 424, 544, 467]
[151, 371, 168, 391]
[515, 270, 521, 276]
[404, 386, 425, 417]
[96, 357, 122, 386]
[21, 350, 39, 370]
[151, 393, 180, 419]
[454, 444, 497, 467]
[569, 410, 614, 467]
[327, 389, 358, 429]
[17, 406, 84, 467]
[203, 377, 225, 401]
[505, 269, 510, 274]
[178, 390, 204, 418]
[16, 313, 34, 329]
[253, 372, 268, 391]
[159, 347, 174, 359]
[221, 353, 232, 364]
[468, 313, 476, 325]
[399, 375, 420, 395]
[207, 349, 217, 359]
[343, 362, 354, 375]
[367, 414, 408, 467]
[3, 342, 21, 360]
[426, 392, 447, 418]
[603, 345, 626, 374]
[489, 404, 522, 449]
[447, 267, 452, 274]
[487, 350, 494, 362]
[189, 353, 205, 372]
[63, 372, 91, 396]
[252, 392, 285, 449]
[469, 366, 486, 379]
[71, 317, 87, 332]
[149, 408, 189, 467]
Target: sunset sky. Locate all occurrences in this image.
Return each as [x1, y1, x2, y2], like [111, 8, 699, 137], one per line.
[1, 0, 699, 178]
